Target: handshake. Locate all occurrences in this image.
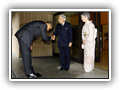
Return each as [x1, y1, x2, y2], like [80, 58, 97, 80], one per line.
[51, 35, 55, 40]
[51, 35, 72, 47]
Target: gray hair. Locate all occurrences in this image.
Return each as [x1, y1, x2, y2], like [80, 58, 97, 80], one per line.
[81, 12, 90, 20]
[59, 14, 66, 20]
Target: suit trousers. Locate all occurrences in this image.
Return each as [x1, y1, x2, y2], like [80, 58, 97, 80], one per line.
[18, 38, 35, 75]
[59, 46, 71, 69]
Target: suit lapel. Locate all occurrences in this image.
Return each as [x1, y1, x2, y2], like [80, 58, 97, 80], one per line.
[60, 22, 67, 34]
[63, 22, 67, 27]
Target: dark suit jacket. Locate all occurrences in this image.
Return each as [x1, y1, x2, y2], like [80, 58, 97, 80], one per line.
[53, 22, 73, 47]
[15, 21, 51, 48]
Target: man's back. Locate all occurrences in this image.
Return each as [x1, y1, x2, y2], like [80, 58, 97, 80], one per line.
[15, 20, 50, 48]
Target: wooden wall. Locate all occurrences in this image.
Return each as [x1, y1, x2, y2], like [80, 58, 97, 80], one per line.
[19, 12, 53, 57]
[100, 12, 108, 25]
[70, 14, 78, 25]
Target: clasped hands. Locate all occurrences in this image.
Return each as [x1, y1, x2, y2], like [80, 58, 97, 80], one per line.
[51, 35, 72, 47]
[83, 40, 87, 45]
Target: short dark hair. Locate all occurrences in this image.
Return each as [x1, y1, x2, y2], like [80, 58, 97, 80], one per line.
[46, 21, 53, 27]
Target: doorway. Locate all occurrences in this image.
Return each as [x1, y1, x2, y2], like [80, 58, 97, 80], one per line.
[53, 12, 101, 63]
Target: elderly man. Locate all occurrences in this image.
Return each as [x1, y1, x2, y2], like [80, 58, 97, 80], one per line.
[53, 14, 73, 71]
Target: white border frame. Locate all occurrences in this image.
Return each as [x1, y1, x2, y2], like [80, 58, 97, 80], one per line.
[9, 9, 111, 81]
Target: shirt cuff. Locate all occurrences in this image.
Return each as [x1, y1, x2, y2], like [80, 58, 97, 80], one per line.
[51, 36, 52, 40]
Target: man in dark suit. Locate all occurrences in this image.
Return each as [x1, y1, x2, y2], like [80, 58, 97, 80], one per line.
[53, 14, 73, 71]
[15, 21, 55, 78]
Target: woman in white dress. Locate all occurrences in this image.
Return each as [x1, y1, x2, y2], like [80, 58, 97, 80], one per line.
[81, 12, 96, 72]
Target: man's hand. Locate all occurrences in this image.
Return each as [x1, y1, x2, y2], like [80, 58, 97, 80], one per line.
[51, 35, 55, 40]
[30, 46, 32, 50]
[69, 42, 72, 47]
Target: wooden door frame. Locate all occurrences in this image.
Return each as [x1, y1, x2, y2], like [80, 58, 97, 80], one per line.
[95, 12, 101, 62]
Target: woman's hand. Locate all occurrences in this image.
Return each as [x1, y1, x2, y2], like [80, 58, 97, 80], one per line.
[83, 40, 87, 45]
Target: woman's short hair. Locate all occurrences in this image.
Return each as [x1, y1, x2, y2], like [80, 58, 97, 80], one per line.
[81, 12, 90, 20]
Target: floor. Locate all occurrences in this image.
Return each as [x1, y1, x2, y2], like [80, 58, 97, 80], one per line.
[95, 49, 108, 70]
[55, 44, 108, 71]
[12, 68, 17, 78]
[12, 52, 108, 79]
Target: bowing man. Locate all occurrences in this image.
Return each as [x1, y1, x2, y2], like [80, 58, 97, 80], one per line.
[15, 21, 55, 78]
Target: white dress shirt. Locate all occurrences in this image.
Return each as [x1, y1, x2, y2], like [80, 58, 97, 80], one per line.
[61, 22, 65, 26]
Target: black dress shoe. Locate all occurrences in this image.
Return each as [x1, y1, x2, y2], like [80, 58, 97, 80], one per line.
[60, 68, 63, 70]
[34, 73, 42, 77]
[26, 73, 37, 78]
[65, 69, 69, 71]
